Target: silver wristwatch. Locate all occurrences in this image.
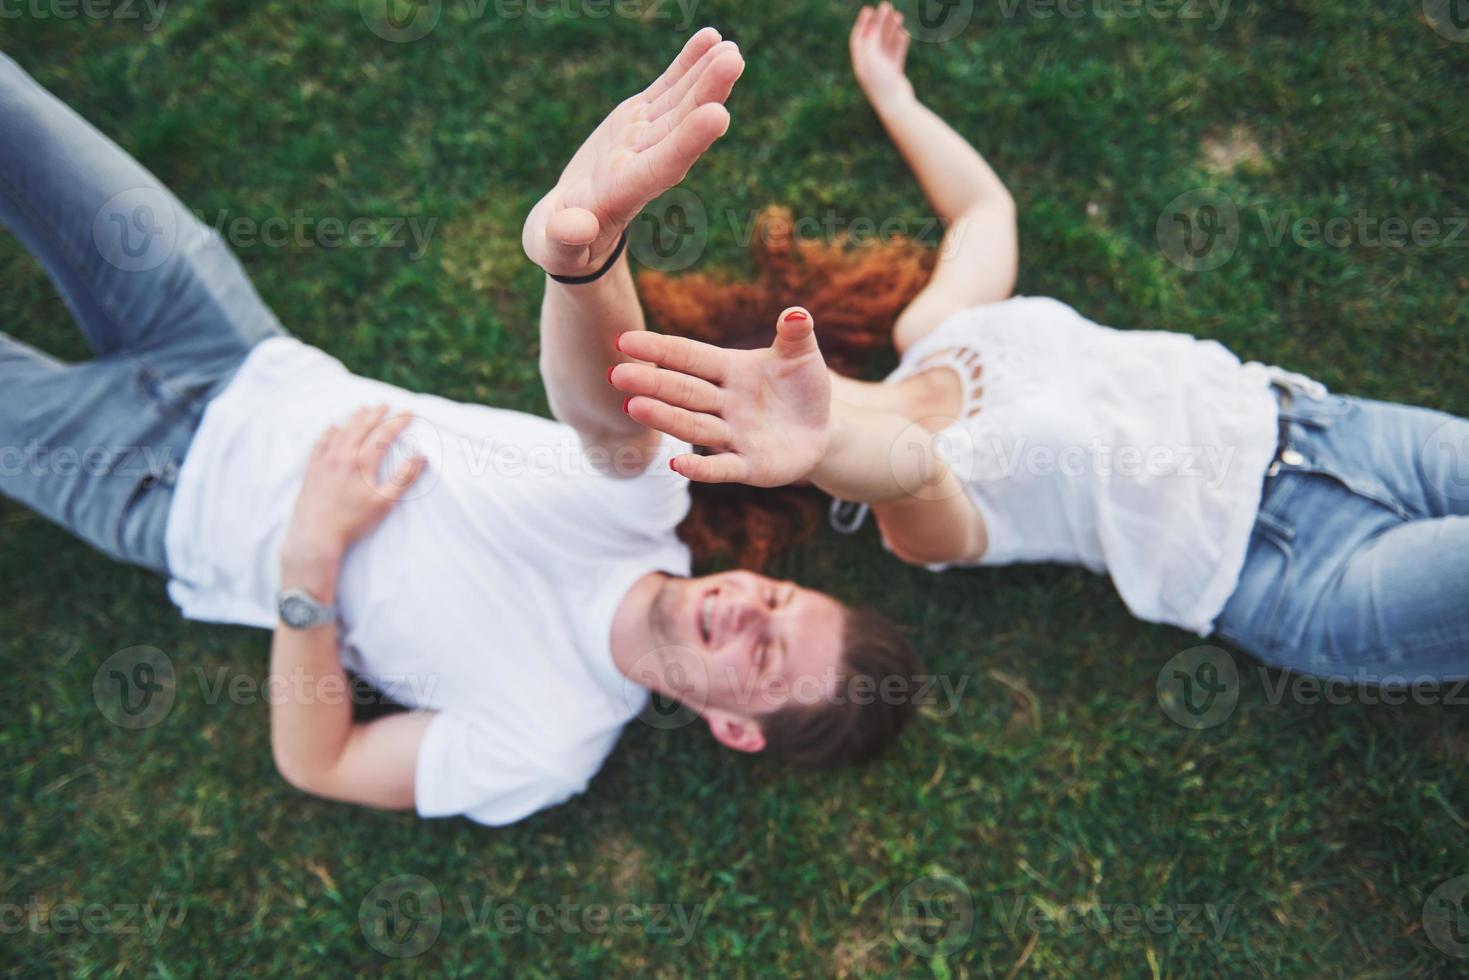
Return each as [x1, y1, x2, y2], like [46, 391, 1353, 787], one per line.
[277, 588, 338, 630]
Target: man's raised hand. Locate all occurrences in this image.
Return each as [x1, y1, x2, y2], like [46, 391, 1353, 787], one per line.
[610, 309, 832, 488]
[522, 28, 745, 279]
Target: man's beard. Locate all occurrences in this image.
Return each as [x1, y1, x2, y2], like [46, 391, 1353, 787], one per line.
[647, 574, 684, 646]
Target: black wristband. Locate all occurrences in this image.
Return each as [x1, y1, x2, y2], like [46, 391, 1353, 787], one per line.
[548, 231, 629, 285]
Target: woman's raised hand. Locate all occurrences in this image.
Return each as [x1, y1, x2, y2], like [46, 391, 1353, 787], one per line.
[610, 309, 832, 488]
[850, 3, 914, 109]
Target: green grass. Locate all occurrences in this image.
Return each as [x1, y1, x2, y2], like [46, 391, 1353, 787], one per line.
[3, 0, 1469, 975]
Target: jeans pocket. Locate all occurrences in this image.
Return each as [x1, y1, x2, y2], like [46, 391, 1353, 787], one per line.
[1217, 482, 1299, 659]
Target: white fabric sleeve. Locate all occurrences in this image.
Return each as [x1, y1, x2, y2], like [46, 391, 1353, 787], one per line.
[576, 432, 693, 544]
[414, 710, 585, 827]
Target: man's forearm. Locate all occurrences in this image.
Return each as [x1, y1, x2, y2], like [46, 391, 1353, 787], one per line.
[538, 253, 658, 452]
[269, 546, 353, 788]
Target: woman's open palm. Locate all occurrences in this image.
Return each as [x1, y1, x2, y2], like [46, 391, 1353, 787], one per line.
[610, 309, 832, 487]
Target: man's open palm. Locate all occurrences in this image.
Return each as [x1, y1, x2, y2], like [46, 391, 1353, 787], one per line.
[522, 28, 745, 278]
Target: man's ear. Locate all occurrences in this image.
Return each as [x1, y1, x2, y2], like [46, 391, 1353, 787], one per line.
[705, 709, 767, 754]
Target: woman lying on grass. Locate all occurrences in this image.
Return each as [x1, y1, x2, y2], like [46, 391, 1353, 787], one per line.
[612, 3, 1469, 682]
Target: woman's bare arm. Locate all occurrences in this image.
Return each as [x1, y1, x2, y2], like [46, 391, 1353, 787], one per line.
[851, 3, 1018, 352]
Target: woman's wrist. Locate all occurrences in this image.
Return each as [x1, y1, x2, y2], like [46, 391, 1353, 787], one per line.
[865, 83, 917, 119]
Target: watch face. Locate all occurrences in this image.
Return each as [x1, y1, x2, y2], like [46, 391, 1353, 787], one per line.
[280, 594, 316, 629]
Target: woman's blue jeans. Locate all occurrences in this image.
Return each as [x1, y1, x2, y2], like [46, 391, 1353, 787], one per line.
[1215, 388, 1469, 682]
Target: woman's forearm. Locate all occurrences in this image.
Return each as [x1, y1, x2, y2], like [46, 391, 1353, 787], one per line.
[810, 397, 957, 504]
[869, 90, 1012, 224]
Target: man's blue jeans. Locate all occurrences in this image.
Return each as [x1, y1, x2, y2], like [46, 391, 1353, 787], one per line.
[0, 51, 283, 573]
[1215, 389, 1469, 681]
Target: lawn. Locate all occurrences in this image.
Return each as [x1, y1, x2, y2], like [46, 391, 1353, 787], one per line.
[3, 0, 1469, 975]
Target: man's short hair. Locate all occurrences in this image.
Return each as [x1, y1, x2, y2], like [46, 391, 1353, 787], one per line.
[759, 606, 918, 768]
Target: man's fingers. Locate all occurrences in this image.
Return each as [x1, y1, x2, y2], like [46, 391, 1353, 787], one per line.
[639, 102, 730, 192]
[616, 331, 728, 383]
[646, 38, 740, 121]
[380, 455, 428, 502]
[772, 307, 819, 359]
[634, 45, 745, 153]
[669, 451, 749, 484]
[313, 425, 340, 456]
[625, 396, 731, 449]
[641, 26, 722, 103]
[609, 363, 725, 414]
[361, 412, 415, 474]
[342, 404, 389, 450]
[537, 206, 603, 272]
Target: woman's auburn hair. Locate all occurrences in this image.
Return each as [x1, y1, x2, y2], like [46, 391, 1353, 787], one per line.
[635, 206, 937, 569]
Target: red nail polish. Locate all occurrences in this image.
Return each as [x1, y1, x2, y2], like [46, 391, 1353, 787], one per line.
[606, 366, 616, 384]
[785, 310, 808, 322]
[614, 335, 624, 352]
[622, 397, 632, 413]
[669, 459, 678, 471]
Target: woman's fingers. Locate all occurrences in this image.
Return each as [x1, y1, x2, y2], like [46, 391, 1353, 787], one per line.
[616, 331, 729, 383]
[881, 4, 905, 52]
[610, 362, 725, 414]
[641, 27, 722, 103]
[625, 396, 731, 448]
[772, 307, 820, 360]
[669, 451, 749, 484]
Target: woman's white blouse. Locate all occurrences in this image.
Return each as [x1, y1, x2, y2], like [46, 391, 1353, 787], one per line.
[886, 296, 1288, 636]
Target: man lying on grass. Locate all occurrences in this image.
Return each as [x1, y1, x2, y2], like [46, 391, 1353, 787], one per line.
[0, 31, 914, 827]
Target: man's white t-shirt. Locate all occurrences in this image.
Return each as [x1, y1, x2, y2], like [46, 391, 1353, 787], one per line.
[163, 337, 692, 826]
